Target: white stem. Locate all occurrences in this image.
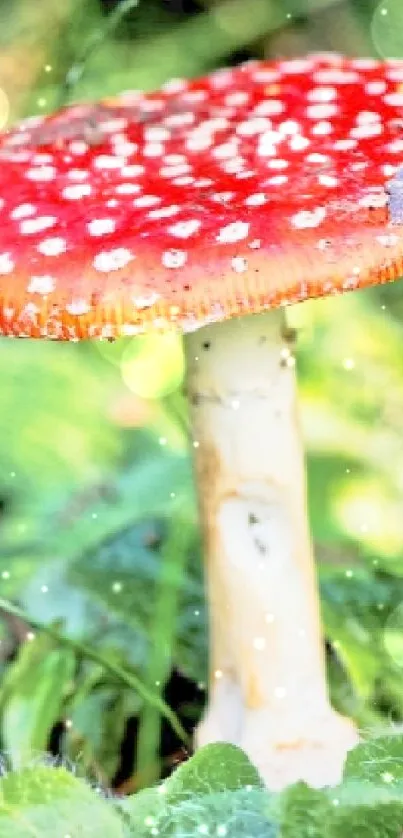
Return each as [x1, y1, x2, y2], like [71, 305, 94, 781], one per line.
[184, 309, 358, 790]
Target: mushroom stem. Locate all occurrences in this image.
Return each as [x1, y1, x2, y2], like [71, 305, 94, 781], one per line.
[184, 309, 358, 790]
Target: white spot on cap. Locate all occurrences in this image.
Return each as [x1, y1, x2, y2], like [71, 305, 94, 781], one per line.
[217, 221, 250, 244]
[168, 219, 201, 238]
[311, 121, 333, 136]
[160, 163, 191, 179]
[162, 249, 187, 269]
[359, 191, 388, 209]
[279, 120, 300, 136]
[133, 292, 160, 309]
[236, 117, 270, 137]
[37, 237, 67, 256]
[87, 219, 116, 237]
[307, 86, 337, 102]
[385, 92, 403, 108]
[66, 299, 91, 316]
[253, 99, 284, 116]
[245, 193, 267, 207]
[148, 205, 179, 219]
[121, 164, 145, 178]
[351, 123, 382, 139]
[134, 195, 161, 208]
[21, 216, 56, 235]
[365, 80, 386, 95]
[306, 103, 338, 119]
[289, 135, 310, 151]
[0, 253, 14, 274]
[67, 168, 89, 181]
[10, 203, 36, 220]
[26, 165, 56, 182]
[376, 234, 399, 247]
[291, 207, 326, 228]
[318, 174, 338, 187]
[116, 183, 141, 196]
[93, 155, 126, 170]
[231, 256, 248, 273]
[93, 247, 134, 272]
[27, 275, 56, 295]
[62, 184, 92, 200]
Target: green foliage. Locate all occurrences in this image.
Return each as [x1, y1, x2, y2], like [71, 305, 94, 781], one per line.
[0, 634, 75, 766]
[0, 765, 124, 837]
[164, 742, 263, 805]
[4, 738, 403, 837]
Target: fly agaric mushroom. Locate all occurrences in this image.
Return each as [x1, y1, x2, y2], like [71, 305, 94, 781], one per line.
[1, 53, 403, 790]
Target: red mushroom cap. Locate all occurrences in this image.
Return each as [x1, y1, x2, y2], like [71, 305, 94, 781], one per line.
[1, 53, 403, 339]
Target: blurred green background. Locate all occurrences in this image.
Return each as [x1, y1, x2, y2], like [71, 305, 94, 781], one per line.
[1, 0, 403, 795]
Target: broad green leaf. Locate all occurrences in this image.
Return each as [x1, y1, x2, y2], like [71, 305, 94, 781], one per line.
[343, 734, 403, 784]
[326, 779, 403, 838]
[0, 633, 75, 765]
[160, 788, 278, 838]
[0, 765, 124, 837]
[164, 744, 263, 806]
[117, 786, 166, 837]
[278, 782, 330, 838]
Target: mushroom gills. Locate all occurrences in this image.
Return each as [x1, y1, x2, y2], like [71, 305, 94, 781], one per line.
[184, 308, 358, 790]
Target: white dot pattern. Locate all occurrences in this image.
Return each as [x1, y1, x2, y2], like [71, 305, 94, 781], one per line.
[0, 53, 403, 338]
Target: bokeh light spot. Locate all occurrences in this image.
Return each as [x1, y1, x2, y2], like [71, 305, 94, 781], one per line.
[0, 88, 9, 131]
[121, 331, 184, 399]
[371, 0, 403, 58]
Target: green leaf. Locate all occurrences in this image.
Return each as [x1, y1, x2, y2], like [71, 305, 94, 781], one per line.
[164, 744, 263, 806]
[161, 788, 278, 838]
[0, 598, 189, 750]
[0, 633, 75, 765]
[326, 779, 403, 838]
[325, 736, 403, 838]
[277, 782, 330, 838]
[117, 787, 166, 837]
[343, 733, 403, 784]
[0, 765, 124, 837]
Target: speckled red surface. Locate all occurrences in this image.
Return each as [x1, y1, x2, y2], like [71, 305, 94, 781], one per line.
[1, 53, 403, 339]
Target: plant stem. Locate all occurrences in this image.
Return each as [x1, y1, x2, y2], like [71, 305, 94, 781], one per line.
[0, 596, 190, 747]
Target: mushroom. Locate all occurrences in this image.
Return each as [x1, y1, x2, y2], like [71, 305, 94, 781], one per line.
[1, 53, 403, 790]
